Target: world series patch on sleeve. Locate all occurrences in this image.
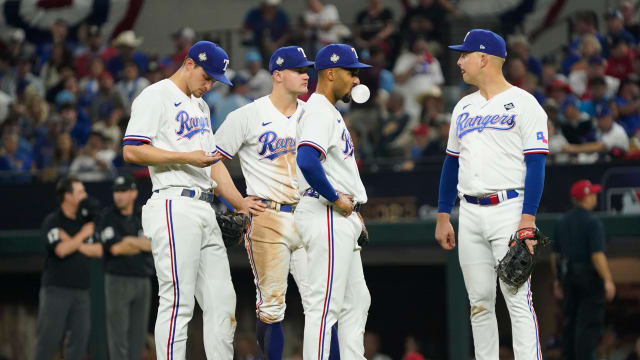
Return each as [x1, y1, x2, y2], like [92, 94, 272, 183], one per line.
[496, 227, 551, 293]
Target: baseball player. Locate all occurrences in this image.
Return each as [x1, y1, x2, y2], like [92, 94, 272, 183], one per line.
[214, 46, 315, 359]
[122, 41, 263, 360]
[295, 43, 372, 360]
[435, 29, 548, 359]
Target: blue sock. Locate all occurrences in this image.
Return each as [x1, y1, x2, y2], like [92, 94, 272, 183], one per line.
[329, 323, 340, 359]
[256, 319, 284, 360]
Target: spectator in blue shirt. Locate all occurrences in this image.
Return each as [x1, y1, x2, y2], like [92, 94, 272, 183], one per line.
[614, 77, 640, 137]
[243, 0, 291, 66]
[0, 132, 32, 183]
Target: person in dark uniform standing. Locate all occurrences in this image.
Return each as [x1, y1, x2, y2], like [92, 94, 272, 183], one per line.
[98, 174, 153, 360]
[551, 179, 616, 360]
[35, 175, 103, 360]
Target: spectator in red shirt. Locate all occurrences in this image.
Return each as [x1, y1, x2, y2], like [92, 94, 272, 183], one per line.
[606, 36, 636, 80]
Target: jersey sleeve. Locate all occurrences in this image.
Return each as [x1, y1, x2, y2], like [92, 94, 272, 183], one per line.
[97, 211, 123, 256]
[123, 88, 162, 145]
[215, 107, 249, 160]
[445, 105, 461, 157]
[297, 107, 334, 159]
[521, 97, 549, 155]
[41, 214, 62, 253]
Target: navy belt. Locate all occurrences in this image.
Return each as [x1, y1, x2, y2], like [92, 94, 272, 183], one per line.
[303, 188, 362, 212]
[154, 188, 216, 204]
[261, 200, 296, 213]
[462, 190, 519, 205]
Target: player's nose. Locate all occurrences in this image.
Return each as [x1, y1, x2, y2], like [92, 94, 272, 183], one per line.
[353, 77, 360, 86]
[204, 79, 214, 92]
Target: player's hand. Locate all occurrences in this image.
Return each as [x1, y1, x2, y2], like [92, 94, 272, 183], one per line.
[553, 279, 564, 300]
[333, 192, 355, 217]
[604, 280, 616, 302]
[435, 213, 456, 250]
[517, 216, 537, 254]
[240, 196, 267, 216]
[184, 150, 222, 168]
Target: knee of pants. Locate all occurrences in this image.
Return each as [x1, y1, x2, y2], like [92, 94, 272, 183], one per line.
[355, 285, 371, 313]
[468, 290, 496, 320]
[256, 294, 286, 324]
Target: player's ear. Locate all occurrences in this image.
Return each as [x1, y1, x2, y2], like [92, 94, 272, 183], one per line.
[480, 53, 488, 68]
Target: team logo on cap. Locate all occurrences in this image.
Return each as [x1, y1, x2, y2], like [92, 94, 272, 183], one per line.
[330, 53, 340, 63]
[276, 56, 284, 66]
[198, 52, 207, 62]
[480, 45, 486, 49]
[115, 176, 125, 185]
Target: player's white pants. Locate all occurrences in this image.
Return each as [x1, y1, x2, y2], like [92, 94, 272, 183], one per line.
[295, 197, 371, 360]
[245, 208, 311, 323]
[142, 191, 236, 360]
[458, 196, 542, 360]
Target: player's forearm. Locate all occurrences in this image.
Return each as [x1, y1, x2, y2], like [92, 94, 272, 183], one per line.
[437, 155, 459, 214]
[54, 237, 84, 258]
[123, 144, 187, 166]
[126, 236, 152, 252]
[210, 161, 246, 211]
[79, 243, 103, 258]
[563, 142, 605, 153]
[54, 228, 90, 258]
[110, 240, 142, 255]
[592, 251, 613, 282]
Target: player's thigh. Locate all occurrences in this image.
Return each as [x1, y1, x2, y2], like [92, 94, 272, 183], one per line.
[144, 198, 206, 302]
[246, 238, 291, 297]
[487, 199, 523, 263]
[458, 202, 493, 267]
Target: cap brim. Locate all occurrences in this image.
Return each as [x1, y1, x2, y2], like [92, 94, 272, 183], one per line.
[341, 61, 373, 69]
[210, 72, 233, 86]
[448, 45, 471, 52]
[590, 184, 603, 194]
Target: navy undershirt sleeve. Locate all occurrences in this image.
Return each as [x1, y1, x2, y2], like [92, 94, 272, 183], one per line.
[522, 153, 546, 216]
[296, 145, 339, 202]
[122, 140, 148, 146]
[437, 155, 459, 213]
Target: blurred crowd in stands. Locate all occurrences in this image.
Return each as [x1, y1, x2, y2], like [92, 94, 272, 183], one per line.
[0, 0, 639, 184]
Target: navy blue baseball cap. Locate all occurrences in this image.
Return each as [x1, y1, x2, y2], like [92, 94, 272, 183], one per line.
[187, 41, 233, 86]
[314, 44, 373, 71]
[448, 29, 507, 59]
[269, 46, 315, 74]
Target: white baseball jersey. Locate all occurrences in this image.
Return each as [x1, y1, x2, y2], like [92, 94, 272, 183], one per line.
[296, 92, 367, 203]
[446, 86, 548, 196]
[215, 95, 303, 204]
[123, 79, 217, 191]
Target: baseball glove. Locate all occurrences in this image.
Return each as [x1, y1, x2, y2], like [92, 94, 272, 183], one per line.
[216, 213, 250, 248]
[496, 227, 551, 293]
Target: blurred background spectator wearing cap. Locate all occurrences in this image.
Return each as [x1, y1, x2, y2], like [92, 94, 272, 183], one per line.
[551, 179, 616, 360]
[97, 173, 153, 360]
[563, 102, 629, 162]
[237, 49, 272, 100]
[393, 38, 444, 118]
[106, 30, 148, 81]
[214, 74, 251, 131]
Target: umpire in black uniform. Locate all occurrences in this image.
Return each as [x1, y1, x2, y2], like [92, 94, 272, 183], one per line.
[35, 175, 103, 360]
[551, 179, 616, 360]
[98, 174, 153, 360]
